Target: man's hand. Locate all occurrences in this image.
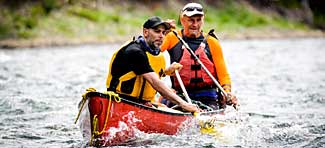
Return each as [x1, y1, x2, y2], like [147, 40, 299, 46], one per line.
[227, 92, 238, 105]
[222, 92, 239, 109]
[164, 19, 176, 34]
[179, 102, 201, 113]
[164, 62, 183, 76]
[166, 19, 176, 29]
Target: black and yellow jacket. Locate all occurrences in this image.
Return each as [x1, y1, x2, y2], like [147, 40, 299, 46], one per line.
[106, 37, 166, 102]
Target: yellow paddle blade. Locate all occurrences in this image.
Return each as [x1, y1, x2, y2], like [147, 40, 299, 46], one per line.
[198, 118, 232, 143]
[196, 108, 248, 144]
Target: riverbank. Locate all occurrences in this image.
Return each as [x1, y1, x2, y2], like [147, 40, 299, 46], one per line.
[1, 0, 324, 49]
[0, 28, 323, 49]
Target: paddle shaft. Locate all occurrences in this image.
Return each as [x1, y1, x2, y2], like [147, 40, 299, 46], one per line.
[172, 30, 228, 98]
[174, 70, 192, 104]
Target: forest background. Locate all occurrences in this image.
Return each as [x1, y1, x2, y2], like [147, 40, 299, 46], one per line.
[0, 0, 324, 48]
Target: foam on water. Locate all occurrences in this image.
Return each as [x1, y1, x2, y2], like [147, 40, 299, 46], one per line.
[0, 39, 324, 147]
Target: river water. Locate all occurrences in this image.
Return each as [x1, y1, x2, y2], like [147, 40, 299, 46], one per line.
[0, 38, 324, 148]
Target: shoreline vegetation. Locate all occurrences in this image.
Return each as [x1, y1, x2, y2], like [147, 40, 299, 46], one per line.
[0, 29, 323, 49]
[0, 0, 324, 49]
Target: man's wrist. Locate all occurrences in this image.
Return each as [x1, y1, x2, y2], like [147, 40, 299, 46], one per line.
[164, 68, 173, 76]
[222, 84, 231, 92]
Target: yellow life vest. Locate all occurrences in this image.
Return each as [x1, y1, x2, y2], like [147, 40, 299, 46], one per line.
[106, 40, 166, 102]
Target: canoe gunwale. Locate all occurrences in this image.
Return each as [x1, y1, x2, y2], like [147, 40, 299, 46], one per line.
[86, 91, 193, 116]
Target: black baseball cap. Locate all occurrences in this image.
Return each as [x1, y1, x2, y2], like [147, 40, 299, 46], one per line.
[143, 16, 171, 30]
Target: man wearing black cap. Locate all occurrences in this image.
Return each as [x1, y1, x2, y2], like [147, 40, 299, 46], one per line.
[106, 16, 200, 113]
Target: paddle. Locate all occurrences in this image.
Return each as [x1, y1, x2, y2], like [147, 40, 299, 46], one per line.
[175, 69, 231, 134]
[172, 30, 238, 110]
[174, 69, 215, 111]
[174, 70, 192, 104]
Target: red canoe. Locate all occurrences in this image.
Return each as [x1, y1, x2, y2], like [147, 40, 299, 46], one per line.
[76, 91, 224, 146]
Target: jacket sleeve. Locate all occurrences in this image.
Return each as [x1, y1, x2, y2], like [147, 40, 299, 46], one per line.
[207, 37, 232, 92]
[161, 31, 180, 52]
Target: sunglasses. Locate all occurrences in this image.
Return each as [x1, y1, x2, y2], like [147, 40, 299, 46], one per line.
[183, 7, 203, 12]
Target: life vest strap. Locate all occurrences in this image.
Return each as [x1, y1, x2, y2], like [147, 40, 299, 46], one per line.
[191, 64, 201, 70]
[191, 54, 199, 59]
[138, 78, 146, 99]
[107, 77, 119, 92]
[190, 78, 204, 83]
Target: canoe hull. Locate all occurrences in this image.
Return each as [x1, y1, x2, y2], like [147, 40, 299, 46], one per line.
[86, 92, 193, 146]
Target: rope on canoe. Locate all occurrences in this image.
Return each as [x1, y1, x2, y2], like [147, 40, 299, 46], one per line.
[74, 87, 97, 124]
[90, 91, 121, 146]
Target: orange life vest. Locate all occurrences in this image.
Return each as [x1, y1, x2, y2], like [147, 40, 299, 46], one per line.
[174, 41, 217, 90]
[161, 30, 232, 92]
